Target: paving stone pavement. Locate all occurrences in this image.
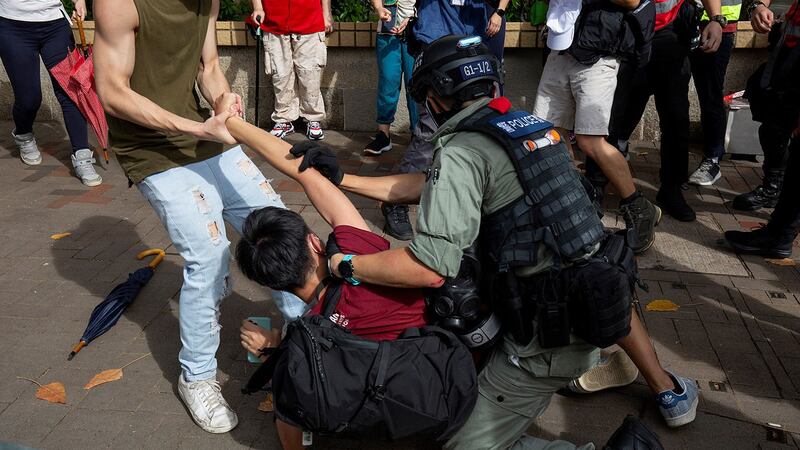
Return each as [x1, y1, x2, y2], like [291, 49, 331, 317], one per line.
[0, 121, 799, 450]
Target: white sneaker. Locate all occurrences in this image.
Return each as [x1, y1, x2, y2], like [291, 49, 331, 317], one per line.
[270, 122, 294, 139]
[568, 350, 640, 394]
[178, 374, 238, 433]
[71, 149, 103, 187]
[12, 130, 42, 165]
[306, 121, 324, 140]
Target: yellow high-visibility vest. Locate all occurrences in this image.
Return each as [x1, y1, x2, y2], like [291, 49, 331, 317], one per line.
[701, 0, 742, 22]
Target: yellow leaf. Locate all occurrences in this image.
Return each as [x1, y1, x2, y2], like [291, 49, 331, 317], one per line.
[84, 369, 123, 390]
[50, 232, 72, 240]
[36, 382, 66, 404]
[258, 392, 274, 412]
[645, 299, 680, 312]
[766, 258, 797, 266]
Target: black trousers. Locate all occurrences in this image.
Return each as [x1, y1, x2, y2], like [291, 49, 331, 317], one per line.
[768, 136, 800, 240]
[607, 25, 692, 187]
[689, 31, 735, 160]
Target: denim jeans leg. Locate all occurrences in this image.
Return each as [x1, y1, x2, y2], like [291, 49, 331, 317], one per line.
[399, 39, 419, 131]
[376, 34, 403, 126]
[138, 162, 231, 382]
[213, 146, 310, 321]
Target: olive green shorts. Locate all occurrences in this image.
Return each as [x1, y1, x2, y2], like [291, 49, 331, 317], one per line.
[445, 339, 600, 450]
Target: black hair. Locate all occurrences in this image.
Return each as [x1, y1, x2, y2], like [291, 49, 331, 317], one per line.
[236, 206, 315, 291]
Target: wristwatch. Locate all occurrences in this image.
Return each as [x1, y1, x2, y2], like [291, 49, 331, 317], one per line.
[495, 8, 506, 17]
[337, 255, 361, 286]
[747, 0, 766, 15]
[710, 14, 728, 27]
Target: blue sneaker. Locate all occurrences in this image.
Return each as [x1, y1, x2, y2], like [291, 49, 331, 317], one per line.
[656, 372, 699, 428]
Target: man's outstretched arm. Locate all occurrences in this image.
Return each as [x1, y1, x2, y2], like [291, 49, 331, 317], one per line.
[221, 108, 369, 231]
[338, 172, 427, 204]
[92, 0, 234, 143]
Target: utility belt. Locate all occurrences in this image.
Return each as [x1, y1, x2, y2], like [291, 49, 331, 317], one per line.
[493, 229, 644, 349]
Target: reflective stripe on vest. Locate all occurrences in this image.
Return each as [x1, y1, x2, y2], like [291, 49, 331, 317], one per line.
[786, 0, 800, 48]
[655, 0, 685, 30]
[701, 0, 742, 22]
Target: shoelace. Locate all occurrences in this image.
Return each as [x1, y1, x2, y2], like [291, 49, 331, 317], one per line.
[191, 379, 225, 416]
[697, 159, 716, 174]
[389, 207, 409, 224]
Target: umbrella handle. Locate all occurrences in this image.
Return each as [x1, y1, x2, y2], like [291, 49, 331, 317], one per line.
[68, 340, 87, 361]
[137, 248, 166, 269]
[77, 17, 87, 55]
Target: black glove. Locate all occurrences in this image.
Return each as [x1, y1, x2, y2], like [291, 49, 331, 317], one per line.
[290, 142, 344, 186]
[325, 232, 342, 258]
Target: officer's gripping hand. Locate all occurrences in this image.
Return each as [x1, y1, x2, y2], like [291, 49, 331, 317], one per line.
[290, 142, 344, 186]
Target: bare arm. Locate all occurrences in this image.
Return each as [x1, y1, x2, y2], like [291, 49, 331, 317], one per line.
[332, 248, 445, 289]
[609, 0, 640, 10]
[338, 173, 426, 204]
[321, 0, 333, 33]
[699, 0, 723, 52]
[197, 0, 239, 111]
[93, 0, 234, 143]
[222, 112, 369, 231]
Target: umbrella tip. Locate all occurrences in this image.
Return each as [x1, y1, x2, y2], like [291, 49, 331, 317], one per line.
[67, 351, 76, 361]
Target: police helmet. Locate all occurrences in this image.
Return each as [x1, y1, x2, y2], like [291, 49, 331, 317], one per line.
[410, 35, 503, 104]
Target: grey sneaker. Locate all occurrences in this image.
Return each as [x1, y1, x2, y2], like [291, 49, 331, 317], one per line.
[178, 374, 238, 433]
[688, 158, 721, 186]
[71, 149, 103, 187]
[656, 372, 699, 428]
[619, 193, 661, 254]
[12, 130, 42, 165]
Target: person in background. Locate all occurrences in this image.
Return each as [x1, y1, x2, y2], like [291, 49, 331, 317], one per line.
[0, 0, 102, 186]
[687, 0, 742, 186]
[381, 0, 491, 241]
[363, 0, 418, 155]
[250, 0, 333, 141]
[608, 0, 723, 222]
[725, 0, 800, 257]
[484, 0, 510, 63]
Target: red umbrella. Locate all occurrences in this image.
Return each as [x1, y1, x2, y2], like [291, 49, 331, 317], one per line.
[49, 17, 109, 163]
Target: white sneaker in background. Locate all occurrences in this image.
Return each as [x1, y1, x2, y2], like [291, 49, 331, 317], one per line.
[178, 374, 238, 433]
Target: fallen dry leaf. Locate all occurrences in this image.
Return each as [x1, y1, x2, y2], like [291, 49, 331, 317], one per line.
[645, 299, 680, 312]
[258, 392, 274, 412]
[50, 232, 72, 240]
[84, 369, 123, 390]
[82, 353, 151, 391]
[34, 381, 67, 404]
[17, 377, 67, 404]
[765, 258, 797, 266]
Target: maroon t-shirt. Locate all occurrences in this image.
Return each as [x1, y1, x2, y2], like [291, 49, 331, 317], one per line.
[308, 225, 427, 341]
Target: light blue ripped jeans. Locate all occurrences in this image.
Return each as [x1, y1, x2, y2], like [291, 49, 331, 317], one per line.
[138, 146, 308, 381]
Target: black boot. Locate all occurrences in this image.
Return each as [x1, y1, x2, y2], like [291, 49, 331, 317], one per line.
[603, 415, 665, 450]
[725, 226, 794, 259]
[656, 184, 696, 222]
[732, 169, 784, 211]
[382, 203, 414, 241]
[619, 192, 662, 253]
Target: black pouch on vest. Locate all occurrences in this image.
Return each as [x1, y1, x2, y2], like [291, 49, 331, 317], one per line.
[536, 276, 571, 348]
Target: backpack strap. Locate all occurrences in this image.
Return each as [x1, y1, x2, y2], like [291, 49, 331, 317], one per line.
[368, 341, 391, 401]
[321, 278, 344, 318]
[241, 344, 286, 394]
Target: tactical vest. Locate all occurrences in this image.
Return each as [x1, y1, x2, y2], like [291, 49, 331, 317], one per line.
[453, 98, 605, 273]
[654, 0, 685, 30]
[785, 0, 800, 49]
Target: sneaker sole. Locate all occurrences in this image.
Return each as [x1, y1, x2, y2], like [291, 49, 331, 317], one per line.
[689, 171, 722, 187]
[383, 224, 413, 241]
[665, 396, 698, 428]
[21, 156, 42, 166]
[727, 240, 792, 259]
[364, 143, 392, 155]
[178, 386, 239, 434]
[81, 177, 103, 187]
[307, 133, 324, 141]
[574, 351, 640, 393]
[271, 130, 294, 139]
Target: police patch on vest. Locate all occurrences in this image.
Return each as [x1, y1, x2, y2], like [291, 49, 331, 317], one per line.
[490, 111, 553, 139]
[458, 60, 494, 81]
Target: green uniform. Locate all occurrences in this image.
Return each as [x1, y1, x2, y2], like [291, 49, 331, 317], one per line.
[408, 98, 600, 450]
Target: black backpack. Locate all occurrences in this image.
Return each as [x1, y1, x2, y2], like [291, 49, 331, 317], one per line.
[242, 280, 478, 442]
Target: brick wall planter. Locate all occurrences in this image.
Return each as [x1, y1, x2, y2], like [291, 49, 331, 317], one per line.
[73, 21, 768, 49]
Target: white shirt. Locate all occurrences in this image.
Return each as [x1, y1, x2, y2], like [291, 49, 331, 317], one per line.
[0, 0, 67, 22]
